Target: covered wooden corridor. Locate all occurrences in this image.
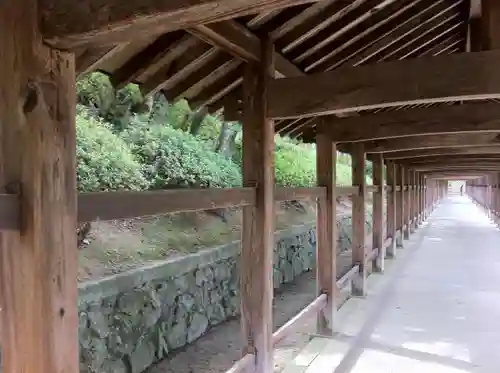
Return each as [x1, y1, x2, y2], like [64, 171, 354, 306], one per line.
[3, 0, 500, 373]
[282, 195, 500, 373]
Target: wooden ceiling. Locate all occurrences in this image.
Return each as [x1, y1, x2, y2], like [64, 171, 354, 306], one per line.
[62, 0, 500, 178]
[72, 0, 469, 139]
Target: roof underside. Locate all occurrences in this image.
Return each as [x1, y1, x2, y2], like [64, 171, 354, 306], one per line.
[75, 0, 470, 141]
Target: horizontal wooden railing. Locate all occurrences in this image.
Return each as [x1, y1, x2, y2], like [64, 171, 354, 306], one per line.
[78, 188, 256, 222]
[226, 353, 255, 373]
[272, 294, 327, 345]
[0, 185, 385, 230]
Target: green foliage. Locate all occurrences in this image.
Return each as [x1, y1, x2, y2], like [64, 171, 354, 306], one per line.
[275, 137, 316, 187]
[122, 118, 241, 188]
[76, 109, 149, 192]
[77, 72, 148, 131]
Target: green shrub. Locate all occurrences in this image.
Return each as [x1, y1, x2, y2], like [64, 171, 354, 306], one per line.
[123, 118, 241, 188]
[275, 137, 316, 187]
[76, 109, 149, 192]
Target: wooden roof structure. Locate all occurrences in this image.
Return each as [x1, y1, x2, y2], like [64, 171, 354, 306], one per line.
[2, 0, 500, 373]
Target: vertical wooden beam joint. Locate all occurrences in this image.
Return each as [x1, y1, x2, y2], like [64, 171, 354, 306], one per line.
[372, 153, 385, 272]
[352, 143, 367, 296]
[241, 36, 275, 373]
[316, 132, 337, 334]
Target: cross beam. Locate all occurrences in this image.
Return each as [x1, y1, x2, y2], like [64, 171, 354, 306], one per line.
[42, 0, 321, 49]
[319, 102, 500, 142]
[268, 50, 500, 118]
[383, 146, 500, 160]
[342, 133, 500, 153]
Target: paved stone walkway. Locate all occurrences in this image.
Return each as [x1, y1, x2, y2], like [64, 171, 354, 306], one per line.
[282, 195, 500, 373]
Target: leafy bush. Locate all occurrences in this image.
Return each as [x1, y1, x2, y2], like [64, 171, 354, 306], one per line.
[76, 109, 149, 192]
[275, 137, 316, 187]
[123, 118, 241, 188]
[77, 72, 148, 131]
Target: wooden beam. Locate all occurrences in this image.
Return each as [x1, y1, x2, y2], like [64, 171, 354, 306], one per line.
[42, 0, 322, 49]
[481, 0, 500, 50]
[404, 169, 411, 239]
[386, 161, 396, 257]
[397, 164, 405, 247]
[345, 133, 500, 153]
[241, 37, 274, 373]
[268, 50, 500, 118]
[372, 153, 385, 272]
[401, 154, 500, 164]
[383, 146, 500, 160]
[316, 134, 336, 334]
[332, 0, 456, 69]
[76, 44, 127, 78]
[351, 143, 366, 296]
[78, 188, 255, 222]
[320, 102, 500, 143]
[0, 2, 78, 372]
[110, 32, 186, 89]
[187, 20, 303, 77]
[272, 294, 327, 345]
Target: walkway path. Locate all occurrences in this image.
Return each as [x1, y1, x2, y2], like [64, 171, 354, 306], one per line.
[282, 195, 500, 373]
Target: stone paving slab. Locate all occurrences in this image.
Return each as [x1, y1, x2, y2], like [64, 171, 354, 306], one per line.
[282, 196, 500, 373]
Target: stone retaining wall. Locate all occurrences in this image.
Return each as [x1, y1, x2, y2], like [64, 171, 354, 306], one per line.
[78, 215, 372, 373]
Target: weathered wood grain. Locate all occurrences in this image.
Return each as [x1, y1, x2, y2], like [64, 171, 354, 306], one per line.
[0, 1, 79, 371]
[78, 188, 255, 222]
[241, 37, 274, 373]
[372, 153, 385, 272]
[386, 161, 397, 257]
[268, 51, 500, 118]
[316, 134, 336, 333]
[321, 102, 500, 143]
[42, 0, 321, 49]
[351, 143, 366, 296]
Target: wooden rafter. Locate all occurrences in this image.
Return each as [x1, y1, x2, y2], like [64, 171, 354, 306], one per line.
[268, 50, 500, 118]
[302, 0, 436, 72]
[42, 0, 323, 49]
[327, 0, 456, 69]
[319, 102, 500, 142]
[187, 20, 303, 77]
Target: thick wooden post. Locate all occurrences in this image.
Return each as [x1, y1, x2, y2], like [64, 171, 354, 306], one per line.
[352, 143, 366, 296]
[403, 168, 411, 239]
[386, 161, 397, 257]
[409, 170, 416, 233]
[420, 175, 425, 223]
[241, 37, 274, 373]
[372, 153, 385, 272]
[316, 136, 336, 334]
[0, 1, 79, 373]
[396, 164, 405, 247]
[413, 171, 419, 229]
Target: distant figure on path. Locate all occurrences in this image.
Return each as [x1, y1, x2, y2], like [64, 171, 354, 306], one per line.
[460, 185, 464, 196]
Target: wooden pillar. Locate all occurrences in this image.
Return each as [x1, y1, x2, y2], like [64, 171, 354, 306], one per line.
[417, 174, 422, 224]
[372, 153, 385, 272]
[315, 135, 336, 334]
[386, 161, 397, 258]
[396, 164, 405, 247]
[403, 168, 411, 239]
[410, 170, 416, 232]
[241, 37, 274, 373]
[352, 143, 366, 296]
[0, 2, 79, 373]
